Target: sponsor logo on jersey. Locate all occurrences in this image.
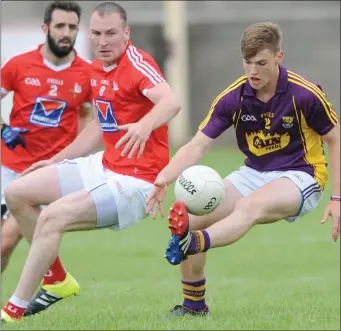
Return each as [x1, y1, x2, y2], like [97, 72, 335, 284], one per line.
[246, 130, 290, 156]
[29, 97, 67, 127]
[95, 99, 118, 132]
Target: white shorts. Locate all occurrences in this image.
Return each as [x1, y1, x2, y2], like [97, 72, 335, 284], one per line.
[226, 166, 323, 222]
[56, 151, 153, 231]
[1, 166, 20, 205]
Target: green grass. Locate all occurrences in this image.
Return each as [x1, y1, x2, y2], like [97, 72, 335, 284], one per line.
[2, 147, 340, 330]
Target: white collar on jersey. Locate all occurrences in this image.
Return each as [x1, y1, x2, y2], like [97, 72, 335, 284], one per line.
[43, 58, 73, 71]
[102, 63, 118, 72]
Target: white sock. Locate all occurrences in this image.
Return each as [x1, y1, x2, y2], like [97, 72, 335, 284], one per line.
[9, 295, 29, 308]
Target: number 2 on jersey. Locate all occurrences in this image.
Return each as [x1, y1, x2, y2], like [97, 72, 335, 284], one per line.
[49, 84, 58, 96]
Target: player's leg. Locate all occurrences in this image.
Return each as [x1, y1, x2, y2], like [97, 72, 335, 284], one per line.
[169, 180, 243, 317]
[167, 175, 309, 263]
[1, 215, 22, 273]
[1, 188, 96, 321]
[3, 163, 84, 319]
[1, 165, 23, 272]
[2, 155, 147, 321]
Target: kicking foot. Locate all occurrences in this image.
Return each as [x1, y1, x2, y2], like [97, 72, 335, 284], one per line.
[164, 201, 191, 265]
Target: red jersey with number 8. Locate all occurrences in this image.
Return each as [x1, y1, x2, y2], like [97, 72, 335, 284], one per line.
[91, 42, 169, 183]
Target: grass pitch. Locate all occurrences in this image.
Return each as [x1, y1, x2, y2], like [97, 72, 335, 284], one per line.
[2, 147, 340, 330]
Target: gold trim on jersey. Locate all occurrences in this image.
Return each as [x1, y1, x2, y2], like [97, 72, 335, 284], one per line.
[234, 97, 243, 130]
[288, 72, 338, 125]
[198, 75, 247, 130]
[292, 96, 328, 189]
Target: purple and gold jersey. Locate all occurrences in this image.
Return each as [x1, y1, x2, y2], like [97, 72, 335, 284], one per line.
[199, 66, 338, 189]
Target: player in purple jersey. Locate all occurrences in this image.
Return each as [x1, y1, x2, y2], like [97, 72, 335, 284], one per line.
[146, 22, 340, 317]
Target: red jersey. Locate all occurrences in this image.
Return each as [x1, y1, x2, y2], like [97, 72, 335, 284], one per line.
[91, 42, 169, 183]
[1, 44, 92, 172]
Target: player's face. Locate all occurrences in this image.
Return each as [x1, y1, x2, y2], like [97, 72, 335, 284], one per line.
[89, 12, 130, 65]
[243, 49, 283, 90]
[43, 9, 79, 58]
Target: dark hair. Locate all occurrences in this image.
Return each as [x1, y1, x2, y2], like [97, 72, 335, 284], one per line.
[44, 1, 82, 25]
[92, 2, 128, 26]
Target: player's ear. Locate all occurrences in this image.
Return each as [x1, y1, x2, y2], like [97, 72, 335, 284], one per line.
[276, 51, 284, 65]
[124, 26, 130, 42]
[41, 24, 48, 36]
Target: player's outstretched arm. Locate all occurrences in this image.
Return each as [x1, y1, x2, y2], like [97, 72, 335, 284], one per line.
[158, 130, 214, 186]
[139, 82, 181, 131]
[52, 106, 102, 162]
[21, 108, 103, 176]
[146, 131, 214, 218]
[115, 82, 181, 159]
[52, 117, 102, 162]
[321, 124, 340, 241]
[78, 104, 94, 133]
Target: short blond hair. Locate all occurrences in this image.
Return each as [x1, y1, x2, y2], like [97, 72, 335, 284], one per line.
[241, 22, 282, 60]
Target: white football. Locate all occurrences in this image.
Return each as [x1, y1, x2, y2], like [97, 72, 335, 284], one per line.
[174, 165, 225, 216]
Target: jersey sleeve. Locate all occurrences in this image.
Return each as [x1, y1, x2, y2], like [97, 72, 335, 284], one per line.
[1, 57, 18, 94]
[301, 85, 339, 136]
[81, 66, 93, 108]
[198, 92, 237, 139]
[127, 46, 165, 95]
[82, 84, 93, 108]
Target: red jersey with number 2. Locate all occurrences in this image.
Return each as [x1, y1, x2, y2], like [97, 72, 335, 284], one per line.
[1, 44, 92, 172]
[91, 42, 169, 183]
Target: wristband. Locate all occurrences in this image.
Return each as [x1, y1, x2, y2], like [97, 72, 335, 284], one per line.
[330, 195, 341, 202]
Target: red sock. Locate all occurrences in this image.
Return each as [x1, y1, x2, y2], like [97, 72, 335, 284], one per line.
[3, 300, 27, 320]
[42, 256, 67, 285]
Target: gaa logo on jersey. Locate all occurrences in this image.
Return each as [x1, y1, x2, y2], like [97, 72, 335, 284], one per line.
[29, 97, 67, 127]
[95, 99, 118, 132]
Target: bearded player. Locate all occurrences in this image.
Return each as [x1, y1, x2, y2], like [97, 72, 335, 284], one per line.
[1, 0, 93, 315]
[1, 1, 181, 322]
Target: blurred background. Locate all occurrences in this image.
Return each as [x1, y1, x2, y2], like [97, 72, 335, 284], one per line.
[1, 1, 340, 147]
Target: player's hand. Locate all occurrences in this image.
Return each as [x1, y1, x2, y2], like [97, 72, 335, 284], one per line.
[146, 185, 168, 220]
[114, 122, 152, 159]
[146, 172, 168, 219]
[1, 124, 30, 150]
[321, 200, 340, 241]
[20, 159, 55, 177]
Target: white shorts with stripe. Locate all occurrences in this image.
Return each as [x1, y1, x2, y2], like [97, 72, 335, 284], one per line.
[1, 166, 20, 205]
[56, 151, 153, 230]
[226, 166, 323, 222]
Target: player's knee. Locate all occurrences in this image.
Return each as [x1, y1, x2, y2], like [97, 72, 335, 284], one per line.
[35, 208, 64, 237]
[235, 197, 265, 224]
[4, 181, 22, 211]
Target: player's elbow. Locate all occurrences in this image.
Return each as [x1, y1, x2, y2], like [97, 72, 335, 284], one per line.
[322, 124, 340, 145]
[165, 92, 181, 116]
